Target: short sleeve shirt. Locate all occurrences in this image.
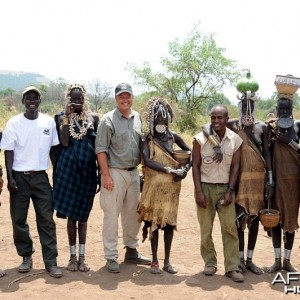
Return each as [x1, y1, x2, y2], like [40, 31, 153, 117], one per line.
[194, 127, 243, 183]
[0, 113, 59, 171]
[95, 108, 142, 168]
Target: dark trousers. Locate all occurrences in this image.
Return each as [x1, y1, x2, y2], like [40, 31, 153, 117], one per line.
[10, 171, 58, 268]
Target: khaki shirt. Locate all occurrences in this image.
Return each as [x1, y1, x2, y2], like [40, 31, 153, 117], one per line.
[194, 127, 242, 184]
[95, 108, 142, 168]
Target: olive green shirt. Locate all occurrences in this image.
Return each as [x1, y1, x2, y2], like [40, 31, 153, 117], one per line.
[95, 108, 142, 168]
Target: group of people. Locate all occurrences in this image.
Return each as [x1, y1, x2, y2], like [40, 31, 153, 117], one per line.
[0, 81, 299, 284]
[194, 89, 300, 283]
[0, 82, 191, 278]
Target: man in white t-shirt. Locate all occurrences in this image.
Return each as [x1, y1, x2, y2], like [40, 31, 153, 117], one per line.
[0, 86, 63, 278]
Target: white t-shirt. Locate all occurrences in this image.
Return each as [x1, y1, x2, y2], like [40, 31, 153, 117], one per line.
[0, 113, 59, 171]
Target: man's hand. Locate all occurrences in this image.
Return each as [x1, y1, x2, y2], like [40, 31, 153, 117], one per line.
[212, 146, 223, 163]
[195, 190, 207, 208]
[222, 190, 234, 206]
[102, 174, 114, 191]
[0, 177, 3, 195]
[7, 178, 18, 193]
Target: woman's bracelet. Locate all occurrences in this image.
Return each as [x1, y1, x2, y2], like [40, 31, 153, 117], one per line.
[288, 140, 300, 152]
[227, 186, 235, 193]
[62, 116, 70, 126]
[165, 167, 172, 174]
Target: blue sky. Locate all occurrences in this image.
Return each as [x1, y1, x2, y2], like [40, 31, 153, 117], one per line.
[1, 0, 300, 100]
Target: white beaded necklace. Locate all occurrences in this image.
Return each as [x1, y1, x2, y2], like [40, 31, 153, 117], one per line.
[69, 113, 88, 140]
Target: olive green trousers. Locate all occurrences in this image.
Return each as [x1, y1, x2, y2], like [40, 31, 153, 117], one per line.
[196, 182, 240, 273]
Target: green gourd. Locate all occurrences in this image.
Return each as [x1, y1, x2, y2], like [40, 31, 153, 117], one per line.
[236, 69, 259, 93]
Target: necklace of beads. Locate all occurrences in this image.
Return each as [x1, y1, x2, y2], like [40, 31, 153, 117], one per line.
[69, 113, 88, 140]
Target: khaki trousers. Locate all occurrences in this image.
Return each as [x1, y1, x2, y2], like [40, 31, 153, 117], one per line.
[196, 182, 240, 272]
[100, 168, 141, 260]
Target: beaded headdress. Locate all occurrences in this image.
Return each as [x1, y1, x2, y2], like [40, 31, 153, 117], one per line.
[64, 84, 90, 140]
[145, 97, 173, 136]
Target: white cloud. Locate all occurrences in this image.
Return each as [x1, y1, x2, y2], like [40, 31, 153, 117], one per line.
[1, 0, 300, 100]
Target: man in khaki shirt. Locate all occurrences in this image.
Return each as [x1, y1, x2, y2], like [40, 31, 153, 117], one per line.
[192, 105, 243, 282]
[95, 83, 151, 273]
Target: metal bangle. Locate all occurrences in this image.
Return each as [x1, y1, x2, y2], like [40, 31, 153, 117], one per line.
[288, 140, 300, 151]
[165, 167, 172, 174]
[227, 186, 235, 192]
[267, 170, 275, 186]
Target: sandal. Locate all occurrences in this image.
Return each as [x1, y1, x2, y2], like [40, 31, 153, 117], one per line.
[246, 260, 264, 275]
[78, 255, 90, 272]
[238, 259, 247, 274]
[67, 255, 78, 272]
[163, 263, 178, 274]
[150, 262, 162, 274]
[283, 259, 297, 272]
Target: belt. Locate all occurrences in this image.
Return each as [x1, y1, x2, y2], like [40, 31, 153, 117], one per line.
[123, 167, 136, 171]
[21, 170, 45, 175]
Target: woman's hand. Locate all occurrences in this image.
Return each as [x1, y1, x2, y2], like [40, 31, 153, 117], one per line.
[172, 168, 187, 181]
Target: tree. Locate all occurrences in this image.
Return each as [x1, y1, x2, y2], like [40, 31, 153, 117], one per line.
[0, 88, 15, 97]
[87, 79, 112, 111]
[127, 23, 238, 112]
[45, 77, 68, 104]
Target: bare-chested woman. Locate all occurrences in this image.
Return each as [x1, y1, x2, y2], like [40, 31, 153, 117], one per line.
[266, 97, 300, 273]
[137, 97, 191, 274]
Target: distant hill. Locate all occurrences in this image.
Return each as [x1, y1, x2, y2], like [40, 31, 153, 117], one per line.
[0, 70, 51, 91]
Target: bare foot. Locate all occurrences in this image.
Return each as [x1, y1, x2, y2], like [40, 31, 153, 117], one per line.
[150, 262, 162, 274]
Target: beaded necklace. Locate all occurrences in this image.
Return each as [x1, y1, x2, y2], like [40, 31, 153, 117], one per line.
[69, 113, 88, 140]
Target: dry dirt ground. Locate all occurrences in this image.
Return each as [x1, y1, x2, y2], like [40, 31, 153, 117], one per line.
[1, 171, 300, 300]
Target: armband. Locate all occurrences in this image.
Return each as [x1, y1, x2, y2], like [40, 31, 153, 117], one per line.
[288, 140, 300, 152]
[62, 116, 70, 126]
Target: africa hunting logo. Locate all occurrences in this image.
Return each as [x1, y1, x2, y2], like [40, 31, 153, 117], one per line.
[272, 272, 300, 294]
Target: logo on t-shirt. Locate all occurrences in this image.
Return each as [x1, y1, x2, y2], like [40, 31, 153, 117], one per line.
[43, 129, 50, 135]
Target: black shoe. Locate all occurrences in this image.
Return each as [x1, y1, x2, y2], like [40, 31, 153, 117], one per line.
[18, 256, 32, 273]
[47, 265, 63, 278]
[124, 247, 151, 265]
